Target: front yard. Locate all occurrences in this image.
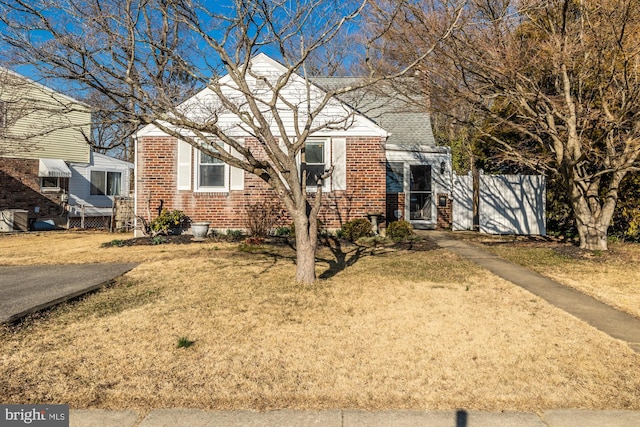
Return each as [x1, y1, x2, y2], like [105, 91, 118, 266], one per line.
[461, 234, 640, 319]
[0, 231, 638, 412]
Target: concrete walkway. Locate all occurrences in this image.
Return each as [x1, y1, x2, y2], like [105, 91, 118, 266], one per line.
[421, 230, 640, 353]
[70, 408, 640, 426]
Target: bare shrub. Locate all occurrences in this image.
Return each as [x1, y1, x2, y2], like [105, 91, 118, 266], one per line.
[245, 202, 281, 237]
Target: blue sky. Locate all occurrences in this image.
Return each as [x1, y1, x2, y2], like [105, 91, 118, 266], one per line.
[1, 0, 365, 100]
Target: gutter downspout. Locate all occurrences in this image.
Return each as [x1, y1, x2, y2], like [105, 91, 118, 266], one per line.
[133, 134, 140, 237]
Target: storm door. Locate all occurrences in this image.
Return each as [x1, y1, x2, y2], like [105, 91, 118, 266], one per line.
[409, 165, 433, 221]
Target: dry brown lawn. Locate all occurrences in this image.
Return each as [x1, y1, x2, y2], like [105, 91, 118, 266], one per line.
[464, 234, 640, 320]
[0, 231, 639, 412]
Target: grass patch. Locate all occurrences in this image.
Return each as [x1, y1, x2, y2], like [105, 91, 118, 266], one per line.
[104, 239, 126, 248]
[81, 280, 161, 319]
[488, 246, 576, 269]
[177, 337, 196, 349]
[151, 235, 168, 245]
[0, 231, 639, 411]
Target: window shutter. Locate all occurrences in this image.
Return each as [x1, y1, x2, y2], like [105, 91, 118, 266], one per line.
[230, 142, 245, 191]
[331, 137, 347, 191]
[177, 140, 192, 190]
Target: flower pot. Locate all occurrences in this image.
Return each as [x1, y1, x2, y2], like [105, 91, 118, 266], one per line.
[191, 222, 210, 241]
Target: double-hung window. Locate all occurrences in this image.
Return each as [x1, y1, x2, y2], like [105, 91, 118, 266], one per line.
[197, 149, 227, 191]
[301, 139, 326, 188]
[90, 171, 122, 196]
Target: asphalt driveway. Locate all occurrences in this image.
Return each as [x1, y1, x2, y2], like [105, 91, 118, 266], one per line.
[0, 263, 138, 323]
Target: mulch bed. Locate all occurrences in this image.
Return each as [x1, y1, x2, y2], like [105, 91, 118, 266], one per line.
[463, 234, 619, 262]
[108, 230, 611, 259]
[103, 234, 254, 247]
[103, 233, 440, 252]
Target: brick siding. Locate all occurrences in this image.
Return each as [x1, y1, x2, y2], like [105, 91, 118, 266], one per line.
[0, 157, 68, 220]
[436, 193, 452, 230]
[136, 136, 387, 231]
[385, 192, 406, 226]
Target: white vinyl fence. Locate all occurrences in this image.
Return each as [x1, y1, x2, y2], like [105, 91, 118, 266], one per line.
[452, 173, 474, 231]
[453, 172, 546, 235]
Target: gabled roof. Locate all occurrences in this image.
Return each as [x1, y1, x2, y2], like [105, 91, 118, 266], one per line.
[91, 152, 134, 169]
[312, 77, 437, 147]
[0, 67, 91, 109]
[136, 54, 388, 139]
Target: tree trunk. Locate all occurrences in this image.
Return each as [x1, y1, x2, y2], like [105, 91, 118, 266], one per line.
[569, 172, 620, 252]
[573, 196, 611, 251]
[576, 218, 608, 251]
[292, 210, 318, 285]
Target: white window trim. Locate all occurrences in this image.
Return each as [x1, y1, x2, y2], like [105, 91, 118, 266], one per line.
[229, 143, 245, 191]
[331, 137, 346, 191]
[194, 143, 230, 193]
[40, 177, 61, 193]
[89, 169, 124, 197]
[300, 137, 331, 193]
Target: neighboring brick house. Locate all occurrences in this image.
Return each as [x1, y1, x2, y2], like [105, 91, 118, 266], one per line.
[0, 68, 133, 231]
[134, 54, 452, 235]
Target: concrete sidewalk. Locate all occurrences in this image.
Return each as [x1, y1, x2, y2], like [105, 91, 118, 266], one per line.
[421, 231, 640, 353]
[70, 408, 640, 426]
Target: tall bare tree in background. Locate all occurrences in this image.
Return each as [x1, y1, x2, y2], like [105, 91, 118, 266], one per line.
[370, 0, 640, 250]
[1, 0, 462, 284]
[83, 91, 139, 162]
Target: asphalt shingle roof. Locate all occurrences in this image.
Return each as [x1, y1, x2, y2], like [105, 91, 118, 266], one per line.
[312, 77, 436, 147]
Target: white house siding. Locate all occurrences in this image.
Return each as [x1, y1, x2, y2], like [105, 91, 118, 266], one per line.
[167, 54, 385, 141]
[0, 69, 91, 163]
[68, 152, 133, 214]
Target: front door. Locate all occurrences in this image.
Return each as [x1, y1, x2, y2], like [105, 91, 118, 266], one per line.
[409, 165, 433, 225]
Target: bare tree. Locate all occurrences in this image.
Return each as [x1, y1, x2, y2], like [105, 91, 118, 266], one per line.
[1, 0, 462, 283]
[371, 0, 640, 250]
[81, 91, 136, 161]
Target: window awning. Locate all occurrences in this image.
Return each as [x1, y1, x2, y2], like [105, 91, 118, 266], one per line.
[38, 158, 72, 178]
